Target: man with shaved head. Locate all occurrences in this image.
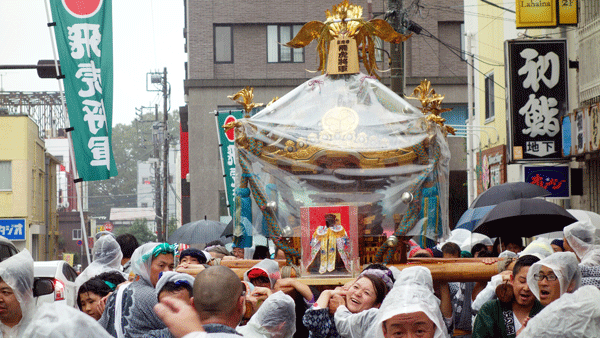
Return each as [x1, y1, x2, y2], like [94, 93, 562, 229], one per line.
[194, 265, 246, 333]
[154, 265, 245, 338]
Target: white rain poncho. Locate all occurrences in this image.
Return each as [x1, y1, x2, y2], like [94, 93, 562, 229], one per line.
[75, 234, 124, 288]
[154, 271, 195, 297]
[243, 259, 281, 289]
[394, 266, 434, 292]
[564, 219, 600, 266]
[518, 285, 600, 338]
[335, 266, 438, 338]
[98, 242, 174, 338]
[21, 302, 112, 338]
[0, 250, 35, 338]
[527, 251, 581, 301]
[519, 238, 554, 260]
[237, 291, 296, 338]
[375, 267, 448, 338]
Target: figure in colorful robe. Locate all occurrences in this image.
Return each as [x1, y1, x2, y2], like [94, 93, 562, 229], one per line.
[308, 213, 351, 274]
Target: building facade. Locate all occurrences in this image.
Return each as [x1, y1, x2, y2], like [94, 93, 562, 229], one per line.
[184, 0, 468, 222]
[465, 0, 600, 213]
[0, 114, 59, 259]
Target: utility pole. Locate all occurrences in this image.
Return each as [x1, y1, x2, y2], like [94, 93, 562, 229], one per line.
[161, 67, 169, 242]
[387, 0, 405, 97]
[153, 104, 163, 242]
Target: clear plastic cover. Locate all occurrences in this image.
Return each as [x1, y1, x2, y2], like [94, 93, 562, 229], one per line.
[75, 234, 124, 289]
[233, 73, 450, 252]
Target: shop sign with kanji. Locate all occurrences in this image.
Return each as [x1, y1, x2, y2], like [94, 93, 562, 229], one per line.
[506, 40, 568, 161]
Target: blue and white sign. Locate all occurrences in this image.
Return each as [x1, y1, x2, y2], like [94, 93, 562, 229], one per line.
[0, 219, 26, 241]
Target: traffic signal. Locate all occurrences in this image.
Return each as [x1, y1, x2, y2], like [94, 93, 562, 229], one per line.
[36, 60, 62, 79]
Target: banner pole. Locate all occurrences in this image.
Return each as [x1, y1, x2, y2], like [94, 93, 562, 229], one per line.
[44, 0, 91, 265]
[214, 110, 232, 217]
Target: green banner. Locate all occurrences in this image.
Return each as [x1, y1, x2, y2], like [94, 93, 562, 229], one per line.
[50, 0, 117, 181]
[216, 110, 244, 216]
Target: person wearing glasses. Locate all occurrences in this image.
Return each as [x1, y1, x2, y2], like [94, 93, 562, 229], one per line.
[472, 255, 544, 338]
[527, 252, 581, 307]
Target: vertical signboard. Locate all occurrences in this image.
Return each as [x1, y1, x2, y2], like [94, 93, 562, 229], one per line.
[559, 0, 578, 25]
[573, 108, 587, 155]
[216, 110, 245, 217]
[50, 0, 118, 181]
[506, 40, 568, 162]
[588, 104, 600, 152]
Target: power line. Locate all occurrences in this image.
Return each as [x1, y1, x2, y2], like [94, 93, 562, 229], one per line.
[408, 21, 506, 90]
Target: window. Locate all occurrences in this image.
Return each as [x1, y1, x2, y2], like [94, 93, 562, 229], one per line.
[214, 25, 233, 63]
[0, 161, 11, 191]
[267, 24, 304, 63]
[72, 229, 82, 240]
[485, 72, 495, 121]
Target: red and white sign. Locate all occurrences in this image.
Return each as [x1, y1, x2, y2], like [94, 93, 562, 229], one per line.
[62, 0, 103, 18]
[224, 115, 237, 141]
[104, 222, 113, 232]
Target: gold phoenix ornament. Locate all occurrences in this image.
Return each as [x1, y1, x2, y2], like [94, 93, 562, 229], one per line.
[227, 87, 264, 117]
[408, 80, 456, 136]
[285, 0, 411, 78]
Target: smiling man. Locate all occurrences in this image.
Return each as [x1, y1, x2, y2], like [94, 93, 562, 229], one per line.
[472, 255, 543, 338]
[0, 250, 35, 338]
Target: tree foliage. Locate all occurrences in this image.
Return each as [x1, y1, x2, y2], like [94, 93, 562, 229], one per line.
[87, 111, 180, 218]
[114, 218, 157, 245]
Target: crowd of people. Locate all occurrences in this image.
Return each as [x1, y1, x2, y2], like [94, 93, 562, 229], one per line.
[1, 219, 600, 337]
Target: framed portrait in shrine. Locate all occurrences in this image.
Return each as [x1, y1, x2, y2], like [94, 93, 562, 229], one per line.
[300, 205, 359, 277]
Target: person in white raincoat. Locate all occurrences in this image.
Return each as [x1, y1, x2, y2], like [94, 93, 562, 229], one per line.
[526, 251, 581, 306]
[563, 219, 600, 267]
[517, 285, 600, 338]
[75, 234, 124, 289]
[243, 259, 281, 289]
[0, 250, 35, 338]
[237, 291, 296, 338]
[22, 302, 112, 338]
[375, 266, 449, 338]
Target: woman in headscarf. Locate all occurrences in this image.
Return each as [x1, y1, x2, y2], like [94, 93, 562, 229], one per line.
[98, 242, 175, 338]
[237, 291, 296, 338]
[303, 266, 392, 338]
[0, 250, 35, 338]
[75, 233, 124, 289]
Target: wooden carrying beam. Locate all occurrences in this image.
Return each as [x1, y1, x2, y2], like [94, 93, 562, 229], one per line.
[177, 258, 512, 285]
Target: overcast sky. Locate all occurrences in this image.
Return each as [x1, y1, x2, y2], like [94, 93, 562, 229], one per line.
[0, 0, 185, 126]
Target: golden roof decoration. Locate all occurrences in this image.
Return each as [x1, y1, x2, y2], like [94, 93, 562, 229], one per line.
[285, 0, 412, 78]
[227, 87, 263, 117]
[407, 80, 456, 136]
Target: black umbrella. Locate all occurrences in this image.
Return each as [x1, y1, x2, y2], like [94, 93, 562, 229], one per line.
[167, 219, 232, 245]
[473, 198, 577, 238]
[220, 219, 234, 238]
[471, 182, 551, 208]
